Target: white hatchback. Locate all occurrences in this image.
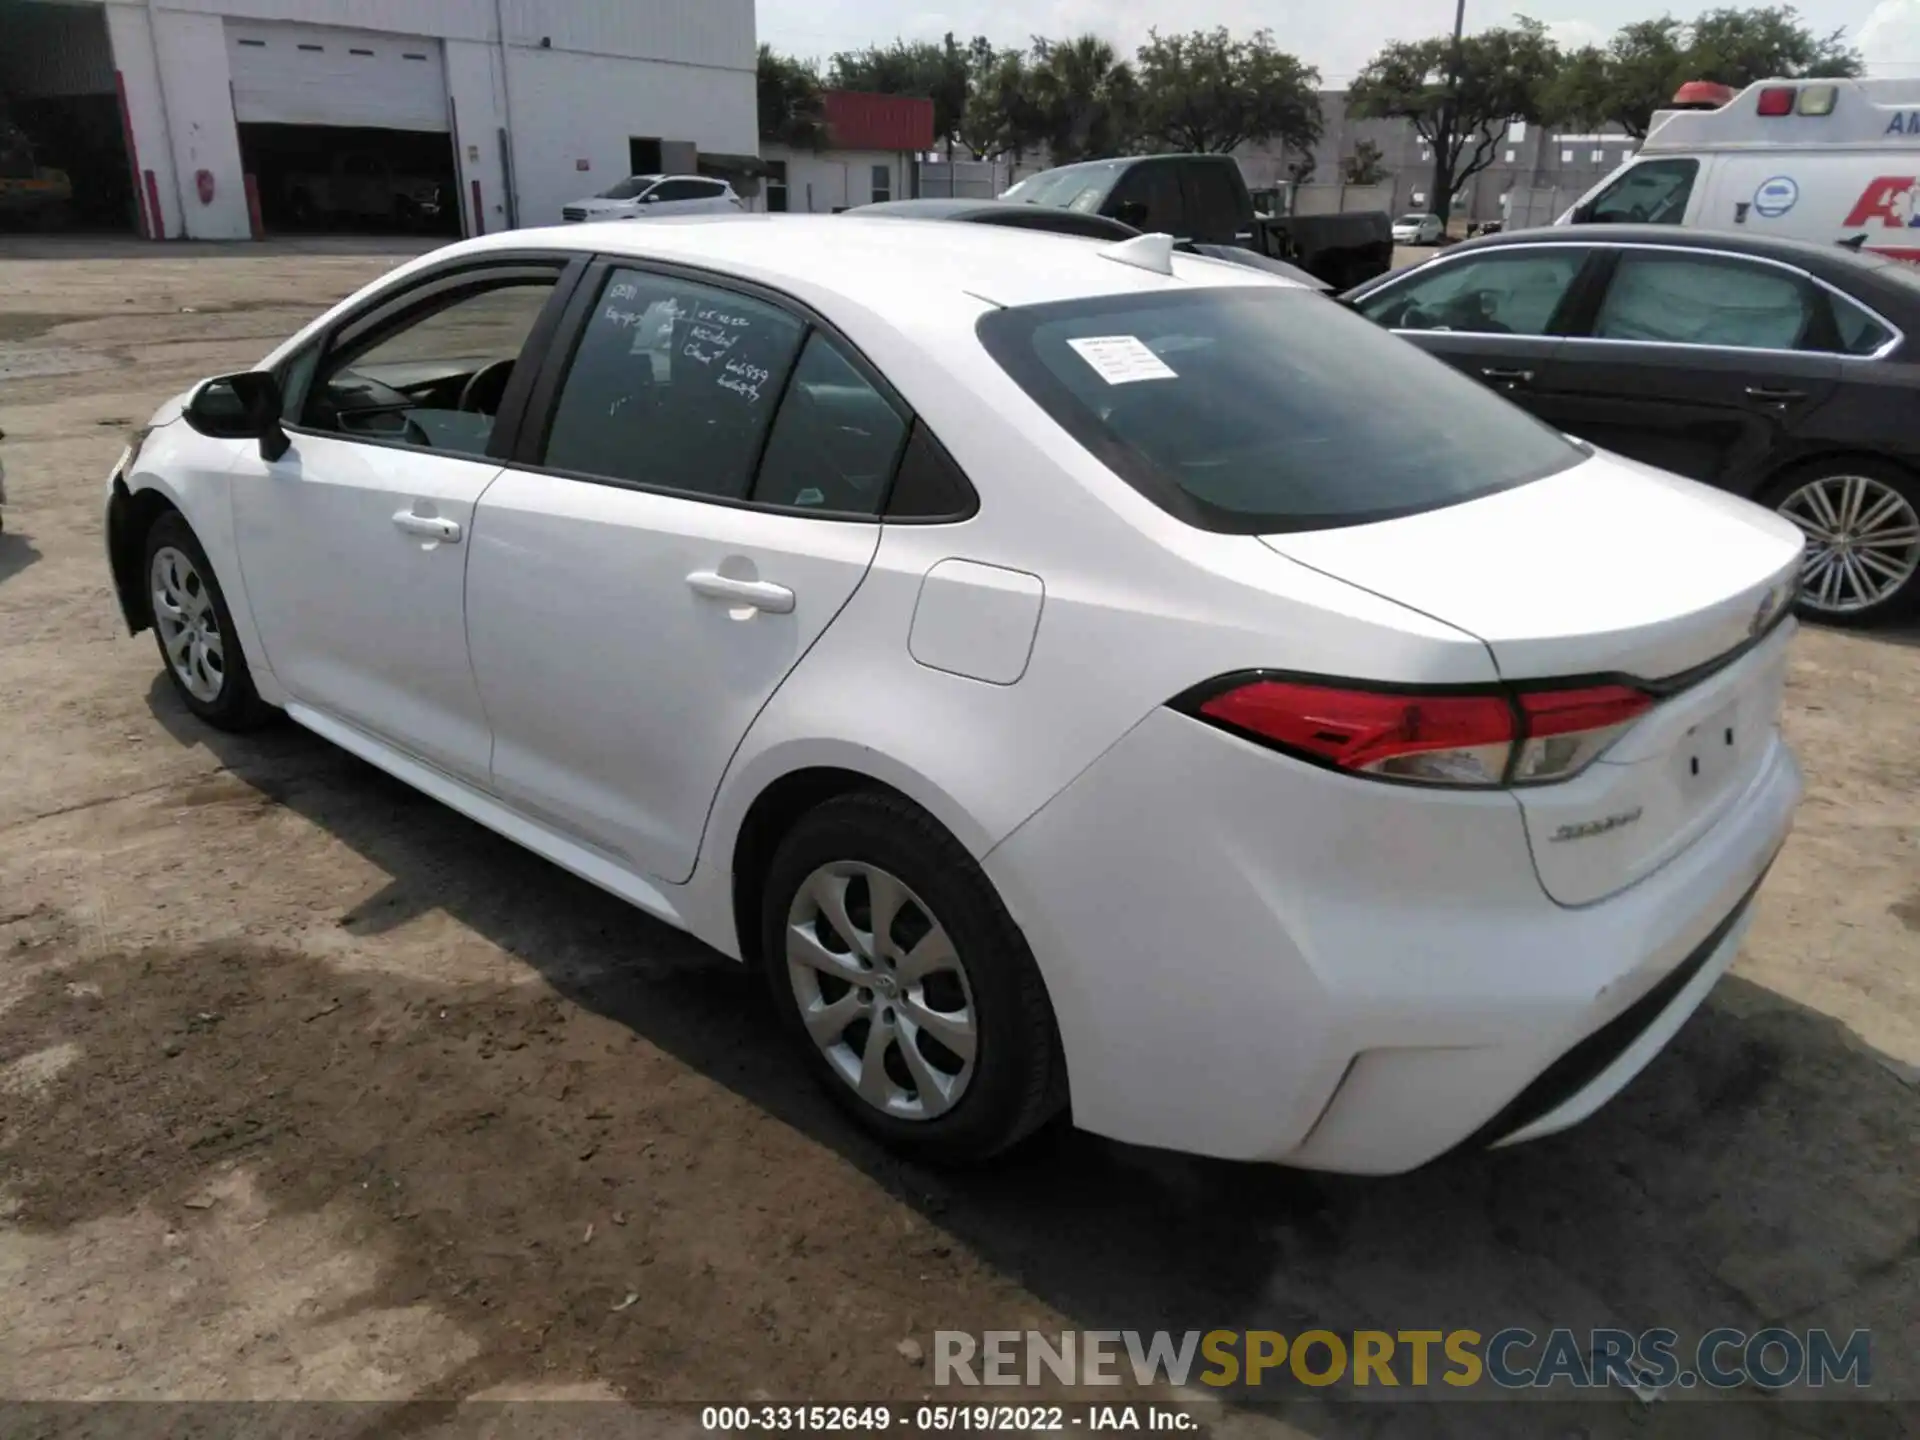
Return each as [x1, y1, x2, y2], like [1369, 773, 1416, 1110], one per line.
[562, 174, 743, 223]
[104, 216, 1803, 1171]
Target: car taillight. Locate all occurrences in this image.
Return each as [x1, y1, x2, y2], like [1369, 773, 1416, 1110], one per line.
[1756, 86, 1796, 116]
[1180, 678, 1654, 788]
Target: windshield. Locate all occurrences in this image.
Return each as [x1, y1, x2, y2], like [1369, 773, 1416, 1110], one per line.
[1003, 162, 1124, 209]
[976, 287, 1582, 533]
[1396, 215, 1428, 225]
[596, 176, 657, 200]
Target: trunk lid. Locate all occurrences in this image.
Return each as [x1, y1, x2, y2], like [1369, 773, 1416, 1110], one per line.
[1263, 452, 1804, 905]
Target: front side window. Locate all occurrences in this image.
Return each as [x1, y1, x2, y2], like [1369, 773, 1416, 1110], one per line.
[542, 268, 805, 498]
[1357, 249, 1588, 336]
[1592, 253, 1812, 349]
[598, 176, 653, 200]
[978, 286, 1582, 534]
[1582, 158, 1698, 225]
[299, 273, 558, 458]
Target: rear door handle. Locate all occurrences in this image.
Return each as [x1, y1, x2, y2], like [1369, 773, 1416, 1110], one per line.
[687, 571, 795, 614]
[1480, 366, 1534, 385]
[392, 511, 461, 542]
[1745, 385, 1806, 403]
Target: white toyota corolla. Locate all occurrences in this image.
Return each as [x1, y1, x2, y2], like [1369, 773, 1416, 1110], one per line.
[104, 216, 1804, 1172]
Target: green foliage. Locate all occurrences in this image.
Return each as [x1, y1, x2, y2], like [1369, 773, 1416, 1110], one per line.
[1342, 139, 1388, 185]
[756, 44, 827, 149]
[1132, 28, 1322, 155]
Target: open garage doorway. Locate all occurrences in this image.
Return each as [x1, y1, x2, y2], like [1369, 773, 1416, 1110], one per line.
[226, 21, 461, 239]
[0, 0, 137, 234]
[238, 123, 458, 237]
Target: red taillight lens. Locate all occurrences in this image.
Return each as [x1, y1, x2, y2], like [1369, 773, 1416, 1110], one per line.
[1512, 684, 1654, 783]
[1185, 678, 1655, 787]
[1197, 681, 1515, 785]
[1756, 86, 1796, 116]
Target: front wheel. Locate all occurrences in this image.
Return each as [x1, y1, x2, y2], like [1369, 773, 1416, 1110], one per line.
[760, 791, 1065, 1163]
[1766, 460, 1920, 626]
[144, 511, 276, 730]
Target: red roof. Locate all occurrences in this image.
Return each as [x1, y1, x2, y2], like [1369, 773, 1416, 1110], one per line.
[823, 90, 935, 152]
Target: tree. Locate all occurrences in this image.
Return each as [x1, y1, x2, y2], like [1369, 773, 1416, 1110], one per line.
[1132, 28, 1322, 155]
[826, 36, 972, 151]
[757, 45, 827, 149]
[1028, 34, 1138, 163]
[959, 44, 1047, 160]
[1342, 138, 1388, 185]
[1349, 17, 1562, 221]
[1546, 7, 1863, 139]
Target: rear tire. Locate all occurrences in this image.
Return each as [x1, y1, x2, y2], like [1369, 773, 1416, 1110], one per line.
[759, 791, 1065, 1163]
[1763, 458, 1920, 627]
[143, 511, 277, 731]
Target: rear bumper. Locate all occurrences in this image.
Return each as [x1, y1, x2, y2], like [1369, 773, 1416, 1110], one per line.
[983, 707, 1802, 1173]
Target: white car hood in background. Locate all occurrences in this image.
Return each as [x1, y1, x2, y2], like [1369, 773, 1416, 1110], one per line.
[1262, 451, 1805, 682]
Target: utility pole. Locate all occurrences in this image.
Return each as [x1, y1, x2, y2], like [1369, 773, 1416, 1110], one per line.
[1429, 0, 1466, 223]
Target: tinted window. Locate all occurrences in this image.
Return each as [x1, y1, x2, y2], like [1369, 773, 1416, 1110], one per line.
[598, 176, 655, 200]
[752, 333, 908, 513]
[978, 287, 1581, 533]
[543, 269, 805, 498]
[301, 276, 557, 458]
[650, 180, 703, 201]
[1828, 292, 1894, 355]
[1181, 163, 1244, 241]
[1583, 158, 1697, 225]
[1110, 163, 1183, 231]
[1593, 253, 1812, 349]
[1357, 250, 1586, 336]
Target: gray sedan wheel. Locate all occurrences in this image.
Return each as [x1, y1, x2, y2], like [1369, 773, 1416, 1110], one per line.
[1772, 464, 1920, 624]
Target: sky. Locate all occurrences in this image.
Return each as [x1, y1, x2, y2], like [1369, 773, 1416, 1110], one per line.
[758, 0, 1920, 87]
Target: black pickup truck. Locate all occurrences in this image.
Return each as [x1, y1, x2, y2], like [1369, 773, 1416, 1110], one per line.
[997, 153, 1392, 290]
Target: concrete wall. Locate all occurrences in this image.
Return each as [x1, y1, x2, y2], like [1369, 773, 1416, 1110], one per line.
[757, 146, 909, 213]
[77, 0, 753, 239]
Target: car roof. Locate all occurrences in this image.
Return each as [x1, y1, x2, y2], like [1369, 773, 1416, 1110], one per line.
[449, 213, 1300, 315]
[1445, 223, 1864, 268]
[848, 197, 1142, 239]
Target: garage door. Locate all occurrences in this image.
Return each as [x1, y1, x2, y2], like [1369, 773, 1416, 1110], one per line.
[226, 22, 448, 132]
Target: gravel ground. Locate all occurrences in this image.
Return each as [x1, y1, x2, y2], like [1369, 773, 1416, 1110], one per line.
[0, 237, 1914, 1438]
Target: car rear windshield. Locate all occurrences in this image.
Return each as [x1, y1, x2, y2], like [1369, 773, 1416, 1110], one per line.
[976, 287, 1582, 534]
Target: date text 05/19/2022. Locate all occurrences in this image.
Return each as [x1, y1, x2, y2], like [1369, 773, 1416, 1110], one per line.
[701, 1406, 1196, 1432]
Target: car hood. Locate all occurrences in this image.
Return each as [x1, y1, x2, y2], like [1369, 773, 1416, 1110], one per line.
[1261, 448, 1805, 682]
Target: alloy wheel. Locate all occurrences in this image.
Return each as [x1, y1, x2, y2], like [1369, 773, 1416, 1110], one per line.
[785, 861, 978, 1121]
[150, 545, 226, 702]
[1776, 474, 1920, 617]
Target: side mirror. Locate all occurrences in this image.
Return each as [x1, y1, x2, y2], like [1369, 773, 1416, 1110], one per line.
[639, 192, 659, 204]
[1569, 201, 1595, 224]
[184, 370, 290, 462]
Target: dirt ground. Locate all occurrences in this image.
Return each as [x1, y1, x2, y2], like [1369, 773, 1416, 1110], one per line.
[0, 236, 1915, 1438]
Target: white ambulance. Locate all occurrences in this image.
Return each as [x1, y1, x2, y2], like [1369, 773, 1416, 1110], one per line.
[1557, 76, 1920, 262]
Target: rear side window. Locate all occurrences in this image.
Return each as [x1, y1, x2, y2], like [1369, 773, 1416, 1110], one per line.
[977, 287, 1581, 534]
[542, 268, 804, 497]
[1828, 292, 1895, 355]
[1593, 253, 1811, 350]
[751, 332, 908, 513]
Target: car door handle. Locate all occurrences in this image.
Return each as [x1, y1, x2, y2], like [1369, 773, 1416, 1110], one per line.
[1480, 366, 1534, 385]
[686, 571, 795, 614]
[392, 511, 461, 542]
[1745, 385, 1806, 403]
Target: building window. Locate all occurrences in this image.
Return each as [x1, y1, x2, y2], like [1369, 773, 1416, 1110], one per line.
[1561, 149, 1574, 164]
[1509, 119, 1527, 141]
[765, 159, 788, 213]
[1591, 149, 1605, 163]
[871, 164, 891, 203]
[1504, 149, 1515, 162]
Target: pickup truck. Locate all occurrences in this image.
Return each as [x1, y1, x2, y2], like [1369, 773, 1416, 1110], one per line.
[999, 153, 1392, 290]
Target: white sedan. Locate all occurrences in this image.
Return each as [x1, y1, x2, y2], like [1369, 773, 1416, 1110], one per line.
[104, 216, 1803, 1171]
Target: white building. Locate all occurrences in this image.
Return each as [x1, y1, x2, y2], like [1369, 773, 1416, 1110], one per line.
[0, 0, 757, 239]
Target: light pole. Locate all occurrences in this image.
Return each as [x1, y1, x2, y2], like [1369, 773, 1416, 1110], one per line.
[1429, 0, 1467, 223]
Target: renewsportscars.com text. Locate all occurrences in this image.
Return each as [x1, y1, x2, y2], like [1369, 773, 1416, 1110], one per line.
[933, 1328, 1872, 1391]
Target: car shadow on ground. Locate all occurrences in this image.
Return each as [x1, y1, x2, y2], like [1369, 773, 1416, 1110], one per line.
[111, 680, 1920, 1433]
[0, 528, 41, 585]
